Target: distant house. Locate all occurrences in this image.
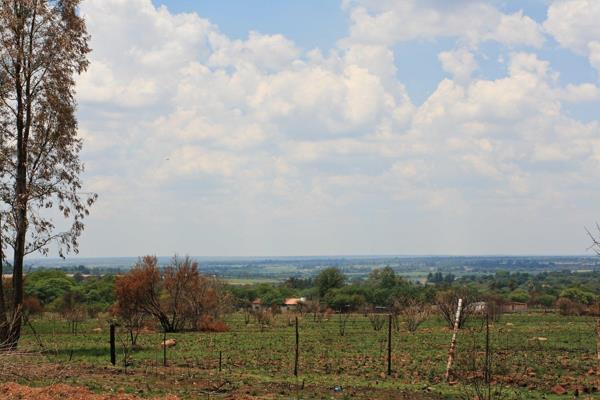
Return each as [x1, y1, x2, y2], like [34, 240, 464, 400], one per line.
[281, 297, 305, 313]
[469, 301, 488, 314]
[251, 298, 263, 311]
[501, 302, 528, 313]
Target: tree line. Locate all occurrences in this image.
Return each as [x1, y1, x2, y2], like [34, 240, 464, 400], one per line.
[4, 261, 600, 347]
[232, 266, 600, 317]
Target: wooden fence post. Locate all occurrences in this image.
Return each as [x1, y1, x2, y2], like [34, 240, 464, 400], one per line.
[444, 298, 463, 381]
[387, 314, 392, 376]
[163, 330, 167, 367]
[294, 316, 299, 377]
[219, 351, 222, 372]
[109, 323, 116, 366]
[596, 319, 600, 391]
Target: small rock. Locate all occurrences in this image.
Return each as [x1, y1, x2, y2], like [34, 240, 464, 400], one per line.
[529, 336, 548, 341]
[160, 339, 177, 348]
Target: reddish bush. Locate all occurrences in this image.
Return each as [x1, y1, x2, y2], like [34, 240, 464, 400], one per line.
[198, 315, 229, 332]
[587, 302, 600, 316]
[115, 255, 232, 333]
[556, 297, 584, 316]
[23, 296, 43, 316]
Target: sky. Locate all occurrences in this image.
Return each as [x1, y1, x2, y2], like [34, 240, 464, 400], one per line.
[69, 0, 600, 257]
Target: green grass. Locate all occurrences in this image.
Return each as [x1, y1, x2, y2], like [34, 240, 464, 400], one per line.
[11, 312, 599, 399]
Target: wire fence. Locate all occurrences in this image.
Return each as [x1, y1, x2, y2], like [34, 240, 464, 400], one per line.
[10, 311, 599, 395]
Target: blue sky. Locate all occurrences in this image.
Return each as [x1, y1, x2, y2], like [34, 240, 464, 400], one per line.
[68, 0, 600, 257]
[152, 0, 348, 50]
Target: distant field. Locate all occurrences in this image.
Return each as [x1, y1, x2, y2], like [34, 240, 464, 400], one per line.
[224, 278, 281, 285]
[23, 255, 600, 282]
[3, 312, 596, 399]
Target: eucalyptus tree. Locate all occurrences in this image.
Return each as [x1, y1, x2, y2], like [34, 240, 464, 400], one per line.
[0, 0, 95, 349]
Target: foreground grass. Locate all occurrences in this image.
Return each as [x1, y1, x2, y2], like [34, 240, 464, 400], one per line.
[4, 312, 598, 399]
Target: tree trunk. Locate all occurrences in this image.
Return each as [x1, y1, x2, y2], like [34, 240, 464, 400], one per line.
[157, 313, 175, 333]
[7, 42, 28, 350]
[0, 230, 8, 349]
[9, 192, 27, 349]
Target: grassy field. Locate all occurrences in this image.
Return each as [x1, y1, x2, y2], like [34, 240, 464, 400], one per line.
[3, 312, 598, 399]
[224, 278, 281, 285]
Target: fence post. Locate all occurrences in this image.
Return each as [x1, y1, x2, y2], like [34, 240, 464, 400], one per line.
[219, 350, 222, 372]
[596, 319, 600, 391]
[444, 298, 463, 381]
[163, 330, 167, 367]
[109, 323, 116, 366]
[387, 314, 392, 376]
[294, 316, 299, 377]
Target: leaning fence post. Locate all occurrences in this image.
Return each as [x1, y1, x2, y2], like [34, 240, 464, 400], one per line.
[109, 323, 116, 366]
[445, 298, 463, 381]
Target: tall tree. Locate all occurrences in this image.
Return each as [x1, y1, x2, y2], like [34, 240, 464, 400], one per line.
[0, 0, 95, 349]
[315, 267, 346, 298]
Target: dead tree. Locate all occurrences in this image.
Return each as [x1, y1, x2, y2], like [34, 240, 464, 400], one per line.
[437, 289, 474, 329]
[403, 300, 431, 333]
[368, 314, 386, 331]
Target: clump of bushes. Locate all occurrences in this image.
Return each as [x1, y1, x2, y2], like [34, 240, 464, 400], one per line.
[198, 315, 229, 332]
[556, 297, 585, 316]
[114, 255, 232, 334]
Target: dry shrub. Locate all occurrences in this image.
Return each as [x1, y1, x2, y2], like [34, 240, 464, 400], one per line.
[110, 302, 145, 347]
[23, 296, 43, 316]
[587, 302, 600, 316]
[481, 294, 504, 322]
[403, 300, 430, 333]
[368, 313, 386, 331]
[251, 308, 273, 331]
[198, 315, 229, 332]
[114, 255, 231, 333]
[338, 313, 350, 336]
[436, 288, 475, 329]
[306, 301, 324, 322]
[556, 297, 584, 316]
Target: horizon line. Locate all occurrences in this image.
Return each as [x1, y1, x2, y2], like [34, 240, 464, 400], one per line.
[25, 253, 598, 260]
